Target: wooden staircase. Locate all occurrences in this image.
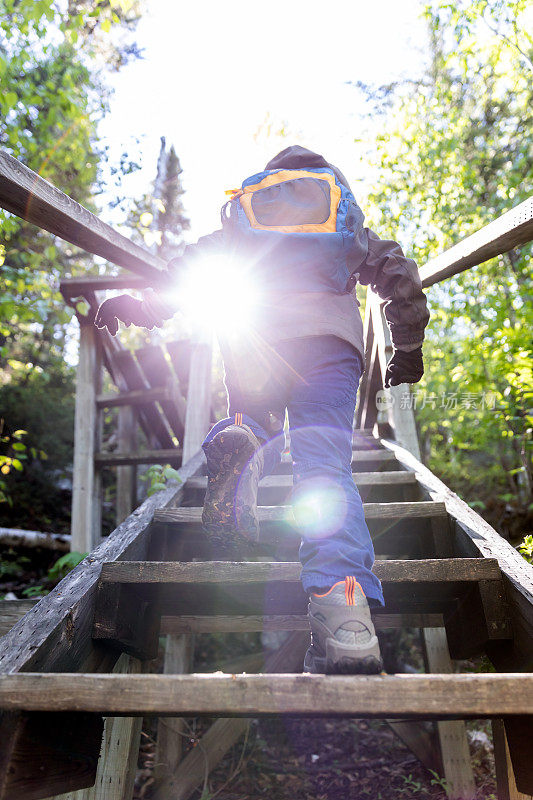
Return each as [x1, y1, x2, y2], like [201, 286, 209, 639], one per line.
[1, 431, 532, 800]
[0, 151, 532, 800]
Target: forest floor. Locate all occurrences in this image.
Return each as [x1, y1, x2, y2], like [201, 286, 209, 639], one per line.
[135, 716, 497, 800]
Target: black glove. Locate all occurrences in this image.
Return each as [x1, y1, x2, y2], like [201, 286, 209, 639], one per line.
[385, 346, 424, 388]
[94, 295, 161, 336]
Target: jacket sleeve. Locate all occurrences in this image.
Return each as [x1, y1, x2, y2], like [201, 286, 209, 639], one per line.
[354, 228, 430, 350]
[143, 229, 226, 320]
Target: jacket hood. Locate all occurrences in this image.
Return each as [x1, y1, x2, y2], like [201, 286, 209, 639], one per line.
[265, 145, 351, 191]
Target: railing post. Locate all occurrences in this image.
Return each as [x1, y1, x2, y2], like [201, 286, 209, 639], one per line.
[116, 406, 137, 524]
[71, 321, 102, 553]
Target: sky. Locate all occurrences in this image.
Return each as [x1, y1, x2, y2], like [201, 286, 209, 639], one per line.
[100, 0, 429, 241]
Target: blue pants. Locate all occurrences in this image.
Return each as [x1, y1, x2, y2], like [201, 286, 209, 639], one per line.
[202, 335, 384, 605]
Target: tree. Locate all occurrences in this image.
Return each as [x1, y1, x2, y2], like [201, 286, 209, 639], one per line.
[0, 0, 144, 515]
[127, 137, 190, 261]
[361, 0, 532, 535]
[0, 0, 144, 378]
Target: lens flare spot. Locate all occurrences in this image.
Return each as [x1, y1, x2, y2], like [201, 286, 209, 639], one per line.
[291, 477, 348, 539]
[172, 255, 257, 334]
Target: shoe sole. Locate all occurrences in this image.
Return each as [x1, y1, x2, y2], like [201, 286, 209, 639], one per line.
[202, 427, 261, 553]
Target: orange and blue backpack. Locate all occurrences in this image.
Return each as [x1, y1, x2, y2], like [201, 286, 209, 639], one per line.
[221, 166, 365, 295]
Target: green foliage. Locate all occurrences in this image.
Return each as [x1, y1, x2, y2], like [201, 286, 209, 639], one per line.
[364, 0, 532, 531]
[21, 551, 86, 597]
[0, 369, 75, 529]
[0, 424, 28, 504]
[518, 534, 533, 564]
[140, 464, 182, 497]
[0, 550, 30, 580]
[0, 0, 144, 361]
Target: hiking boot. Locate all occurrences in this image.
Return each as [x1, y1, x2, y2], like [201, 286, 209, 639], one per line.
[304, 577, 383, 675]
[202, 423, 264, 551]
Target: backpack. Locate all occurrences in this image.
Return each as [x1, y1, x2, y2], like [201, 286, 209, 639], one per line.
[221, 167, 364, 295]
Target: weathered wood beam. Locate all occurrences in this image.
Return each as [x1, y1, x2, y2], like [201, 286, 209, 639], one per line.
[96, 385, 177, 409]
[185, 471, 417, 490]
[0, 151, 164, 280]
[95, 449, 182, 467]
[159, 612, 444, 634]
[60, 275, 152, 298]
[135, 345, 186, 442]
[419, 195, 533, 287]
[154, 500, 447, 526]
[98, 557, 501, 585]
[1, 673, 532, 718]
[0, 600, 38, 637]
[0, 528, 70, 552]
[71, 323, 101, 553]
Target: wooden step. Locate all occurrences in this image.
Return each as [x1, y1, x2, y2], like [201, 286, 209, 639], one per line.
[184, 471, 419, 505]
[151, 501, 448, 560]
[155, 500, 446, 526]
[184, 472, 421, 506]
[187, 472, 417, 490]
[93, 559, 511, 660]
[96, 448, 182, 467]
[160, 611, 445, 634]
[265, 449, 400, 475]
[1, 672, 531, 718]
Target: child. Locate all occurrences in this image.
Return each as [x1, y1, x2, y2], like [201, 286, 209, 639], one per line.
[95, 145, 429, 674]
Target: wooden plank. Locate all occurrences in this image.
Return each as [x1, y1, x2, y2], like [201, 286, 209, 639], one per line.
[0, 151, 164, 280]
[154, 635, 194, 789]
[0, 600, 38, 637]
[115, 406, 136, 526]
[282, 449, 395, 464]
[184, 471, 419, 506]
[96, 385, 176, 409]
[95, 449, 182, 467]
[56, 654, 143, 800]
[355, 298, 380, 430]
[154, 717, 250, 800]
[71, 323, 101, 553]
[493, 719, 533, 800]
[0, 451, 204, 800]
[166, 341, 192, 396]
[154, 500, 447, 526]
[2, 673, 533, 717]
[0, 528, 70, 552]
[60, 275, 151, 298]
[111, 350, 175, 449]
[135, 345, 186, 442]
[422, 628, 476, 799]
[186, 472, 417, 490]
[420, 196, 533, 287]
[182, 338, 212, 462]
[98, 558, 501, 586]
[160, 612, 444, 634]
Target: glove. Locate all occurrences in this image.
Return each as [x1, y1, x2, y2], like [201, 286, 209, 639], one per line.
[94, 294, 162, 336]
[384, 346, 424, 388]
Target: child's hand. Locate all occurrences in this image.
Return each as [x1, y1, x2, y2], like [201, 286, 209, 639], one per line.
[94, 295, 159, 336]
[385, 347, 424, 387]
